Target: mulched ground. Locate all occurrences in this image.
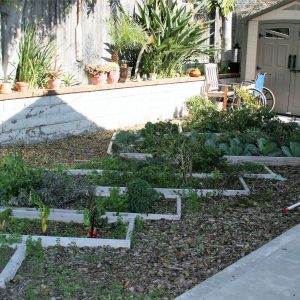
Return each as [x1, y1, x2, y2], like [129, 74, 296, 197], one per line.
[0, 166, 300, 299]
[0, 130, 113, 168]
[0, 133, 300, 299]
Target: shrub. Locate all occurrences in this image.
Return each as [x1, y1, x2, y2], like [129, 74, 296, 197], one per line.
[98, 187, 129, 212]
[141, 121, 179, 152]
[0, 153, 44, 205]
[185, 96, 216, 120]
[136, 0, 211, 76]
[127, 179, 161, 213]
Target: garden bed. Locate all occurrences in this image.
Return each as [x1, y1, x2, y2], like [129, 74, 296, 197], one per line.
[0, 209, 134, 249]
[1, 165, 300, 299]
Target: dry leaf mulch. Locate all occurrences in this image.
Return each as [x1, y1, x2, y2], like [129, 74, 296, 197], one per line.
[0, 130, 113, 168]
[0, 166, 300, 299]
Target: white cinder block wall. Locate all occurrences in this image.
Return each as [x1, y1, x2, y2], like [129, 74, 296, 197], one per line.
[0, 82, 203, 145]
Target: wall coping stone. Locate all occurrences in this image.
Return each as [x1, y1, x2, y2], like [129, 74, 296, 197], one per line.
[0, 74, 239, 101]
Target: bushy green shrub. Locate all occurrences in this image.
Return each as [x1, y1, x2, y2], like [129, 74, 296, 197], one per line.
[0, 153, 44, 205]
[141, 121, 179, 152]
[127, 179, 161, 213]
[185, 96, 216, 120]
[136, 0, 211, 76]
[186, 107, 276, 133]
[98, 187, 129, 212]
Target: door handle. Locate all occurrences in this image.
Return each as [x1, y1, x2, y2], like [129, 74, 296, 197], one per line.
[288, 55, 292, 69]
[292, 55, 297, 69]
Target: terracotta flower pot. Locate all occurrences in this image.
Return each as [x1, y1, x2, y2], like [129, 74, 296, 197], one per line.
[90, 73, 107, 85]
[48, 79, 61, 89]
[189, 69, 201, 77]
[119, 67, 132, 83]
[0, 82, 12, 94]
[16, 81, 29, 93]
[107, 72, 120, 84]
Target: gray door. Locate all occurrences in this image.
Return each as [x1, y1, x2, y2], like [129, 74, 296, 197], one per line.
[257, 23, 300, 115]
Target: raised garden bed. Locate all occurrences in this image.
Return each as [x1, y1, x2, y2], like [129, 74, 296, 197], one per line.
[0, 209, 134, 249]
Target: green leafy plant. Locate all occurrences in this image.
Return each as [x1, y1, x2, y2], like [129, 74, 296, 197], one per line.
[17, 25, 56, 88]
[108, 12, 147, 64]
[62, 73, 80, 87]
[0, 152, 44, 205]
[281, 142, 300, 157]
[127, 179, 161, 213]
[98, 187, 129, 212]
[136, 0, 212, 76]
[0, 208, 12, 230]
[185, 96, 216, 120]
[257, 138, 282, 156]
[29, 190, 50, 234]
[141, 121, 179, 152]
[83, 189, 106, 238]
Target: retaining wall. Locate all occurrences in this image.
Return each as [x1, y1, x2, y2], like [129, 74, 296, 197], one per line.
[0, 76, 238, 145]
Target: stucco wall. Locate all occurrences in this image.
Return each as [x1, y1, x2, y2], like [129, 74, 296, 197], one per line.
[0, 81, 201, 145]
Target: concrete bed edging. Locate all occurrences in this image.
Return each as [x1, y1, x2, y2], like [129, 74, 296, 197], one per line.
[95, 186, 182, 221]
[225, 155, 300, 166]
[0, 208, 135, 249]
[95, 176, 250, 200]
[67, 165, 286, 182]
[0, 244, 26, 289]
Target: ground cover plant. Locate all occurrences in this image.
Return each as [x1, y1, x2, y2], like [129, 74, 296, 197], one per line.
[111, 102, 300, 157]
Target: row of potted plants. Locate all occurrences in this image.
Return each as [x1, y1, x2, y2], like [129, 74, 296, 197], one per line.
[84, 62, 121, 85]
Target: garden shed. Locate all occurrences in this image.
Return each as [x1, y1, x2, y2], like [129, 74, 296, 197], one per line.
[241, 0, 300, 115]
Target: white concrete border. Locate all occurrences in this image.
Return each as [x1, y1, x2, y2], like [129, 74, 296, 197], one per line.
[0, 244, 26, 288]
[95, 186, 182, 221]
[0, 209, 135, 249]
[107, 132, 117, 155]
[225, 155, 300, 166]
[67, 166, 285, 181]
[95, 177, 250, 201]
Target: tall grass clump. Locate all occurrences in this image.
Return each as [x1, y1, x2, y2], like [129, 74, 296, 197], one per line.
[17, 25, 56, 88]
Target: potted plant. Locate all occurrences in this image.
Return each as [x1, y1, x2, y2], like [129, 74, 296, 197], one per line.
[0, 76, 13, 94]
[119, 60, 132, 83]
[85, 64, 110, 85]
[15, 81, 29, 92]
[187, 67, 201, 77]
[48, 69, 63, 89]
[106, 62, 120, 84]
[108, 12, 147, 82]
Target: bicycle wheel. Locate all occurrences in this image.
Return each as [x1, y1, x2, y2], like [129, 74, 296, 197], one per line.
[235, 88, 266, 109]
[262, 87, 275, 111]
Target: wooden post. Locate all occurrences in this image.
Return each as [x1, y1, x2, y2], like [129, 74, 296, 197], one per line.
[0, 9, 3, 80]
[75, 0, 83, 62]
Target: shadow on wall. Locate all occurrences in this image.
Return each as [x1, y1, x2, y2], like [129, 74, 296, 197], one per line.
[0, 95, 102, 146]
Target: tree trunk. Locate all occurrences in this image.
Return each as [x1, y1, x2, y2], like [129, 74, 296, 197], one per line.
[2, 1, 25, 81]
[214, 7, 222, 63]
[223, 12, 233, 62]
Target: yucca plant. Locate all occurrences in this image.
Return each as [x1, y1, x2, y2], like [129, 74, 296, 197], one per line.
[17, 25, 56, 88]
[136, 0, 212, 76]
